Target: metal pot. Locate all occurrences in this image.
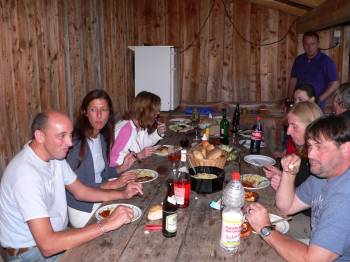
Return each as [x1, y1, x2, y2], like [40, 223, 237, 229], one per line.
[189, 166, 225, 193]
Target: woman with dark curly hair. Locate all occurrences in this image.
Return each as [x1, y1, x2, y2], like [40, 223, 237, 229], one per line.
[66, 89, 142, 228]
[109, 91, 166, 171]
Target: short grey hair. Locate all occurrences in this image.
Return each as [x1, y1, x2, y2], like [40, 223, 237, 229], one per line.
[334, 82, 350, 110]
[31, 112, 49, 139]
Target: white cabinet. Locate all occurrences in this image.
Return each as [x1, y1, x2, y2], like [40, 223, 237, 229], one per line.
[129, 46, 179, 111]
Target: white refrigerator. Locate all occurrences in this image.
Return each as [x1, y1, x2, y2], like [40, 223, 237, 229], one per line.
[128, 46, 179, 111]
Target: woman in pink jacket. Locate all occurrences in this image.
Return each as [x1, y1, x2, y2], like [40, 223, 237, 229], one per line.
[109, 91, 166, 172]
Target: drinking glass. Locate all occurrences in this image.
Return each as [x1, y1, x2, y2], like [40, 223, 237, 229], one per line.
[168, 147, 180, 173]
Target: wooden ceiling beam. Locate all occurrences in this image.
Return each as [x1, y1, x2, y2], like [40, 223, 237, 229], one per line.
[250, 0, 307, 16]
[287, 0, 325, 8]
[296, 0, 350, 33]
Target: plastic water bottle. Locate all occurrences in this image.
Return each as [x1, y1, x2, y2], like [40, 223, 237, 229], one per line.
[222, 172, 245, 209]
[220, 171, 244, 253]
[220, 207, 243, 253]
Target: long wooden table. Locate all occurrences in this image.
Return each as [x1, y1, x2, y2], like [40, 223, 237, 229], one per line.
[61, 129, 285, 262]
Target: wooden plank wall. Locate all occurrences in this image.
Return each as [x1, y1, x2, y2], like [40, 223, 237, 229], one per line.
[134, 0, 298, 104]
[0, 0, 134, 175]
[6, 0, 347, 175]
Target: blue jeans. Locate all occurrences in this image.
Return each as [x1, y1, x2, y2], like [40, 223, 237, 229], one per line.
[7, 247, 63, 262]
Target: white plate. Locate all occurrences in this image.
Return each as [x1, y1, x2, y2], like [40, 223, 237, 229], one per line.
[153, 145, 181, 156]
[242, 174, 270, 190]
[238, 129, 253, 139]
[168, 124, 193, 133]
[129, 169, 159, 183]
[169, 118, 191, 124]
[270, 214, 290, 234]
[239, 139, 265, 149]
[244, 154, 276, 167]
[95, 204, 142, 222]
[252, 214, 290, 234]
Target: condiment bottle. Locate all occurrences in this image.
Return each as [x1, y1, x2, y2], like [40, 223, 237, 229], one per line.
[220, 172, 244, 253]
[220, 108, 229, 145]
[250, 116, 263, 154]
[174, 149, 191, 208]
[162, 182, 177, 238]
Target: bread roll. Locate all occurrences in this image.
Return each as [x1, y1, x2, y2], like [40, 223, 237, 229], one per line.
[193, 150, 204, 160]
[206, 144, 215, 152]
[207, 148, 223, 160]
[147, 204, 162, 220]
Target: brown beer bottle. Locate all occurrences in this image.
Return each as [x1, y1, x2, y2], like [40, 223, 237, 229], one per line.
[162, 182, 178, 238]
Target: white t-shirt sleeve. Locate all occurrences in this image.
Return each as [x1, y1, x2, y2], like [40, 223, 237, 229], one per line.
[13, 169, 49, 222]
[61, 160, 77, 185]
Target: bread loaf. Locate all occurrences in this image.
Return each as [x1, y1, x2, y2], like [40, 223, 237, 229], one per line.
[207, 148, 223, 160]
[206, 144, 215, 152]
[193, 150, 204, 160]
[147, 204, 162, 220]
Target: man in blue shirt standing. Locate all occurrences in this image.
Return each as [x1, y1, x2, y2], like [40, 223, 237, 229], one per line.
[288, 31, 339, 109]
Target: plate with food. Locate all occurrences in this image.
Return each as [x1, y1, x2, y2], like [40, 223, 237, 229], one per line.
[241, 174, 270, 190]
[169, 118, 191, 124]
[244, 191, 259, 202]
[153, 145, 177, 156]
[168, 123, 193, 133]
[129, 169, 159, 183]
[244, 154, 276, 167]
[95, 204, 142, 222]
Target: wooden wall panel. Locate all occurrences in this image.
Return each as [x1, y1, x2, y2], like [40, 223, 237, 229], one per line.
[3, 0, 347, 176]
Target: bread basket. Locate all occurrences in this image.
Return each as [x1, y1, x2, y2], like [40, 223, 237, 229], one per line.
[188, 145, 228, 169]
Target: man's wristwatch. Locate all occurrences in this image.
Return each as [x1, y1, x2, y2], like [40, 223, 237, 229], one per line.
[259, 225, 275, 238]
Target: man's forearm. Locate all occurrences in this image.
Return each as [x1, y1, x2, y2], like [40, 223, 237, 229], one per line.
[275, 172, 296, 212]
[28, 218, 105, 257]
[264, 230, 308, 261]
[319, 81, 339, 102]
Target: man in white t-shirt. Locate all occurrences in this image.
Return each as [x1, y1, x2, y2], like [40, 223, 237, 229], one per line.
[0, 111, 143, 261]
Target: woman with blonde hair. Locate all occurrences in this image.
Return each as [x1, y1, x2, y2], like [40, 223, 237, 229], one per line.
[264, 101, 323, 195]
[109, 91, 166, 171]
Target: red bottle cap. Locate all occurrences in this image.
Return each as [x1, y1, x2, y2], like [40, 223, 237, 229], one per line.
[256, 116, 261, 121]
[231, 172, 240, 181]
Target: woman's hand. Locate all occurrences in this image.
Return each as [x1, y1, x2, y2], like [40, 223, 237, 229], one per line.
[137, 147, 155, 159]
[263, 165, 282, 191]
[157, 122, 166, 137]
[116, 153, 136, 173]
[109, 172, 137, 189]
[122, 181, 143, 199]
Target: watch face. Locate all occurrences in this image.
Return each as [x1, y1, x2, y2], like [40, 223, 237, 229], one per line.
[260, 226, 273, 237]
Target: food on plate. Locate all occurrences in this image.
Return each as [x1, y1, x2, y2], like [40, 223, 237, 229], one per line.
[98, 206, 118, 219]
[240, 221, 252, 238]
[135, 170, 155, 182]
[191, 173, 218, 180]
[156, 145, 169, 154]
[207, 148, 223, 160]
[147, 204, 163, 220]
[245, 191, 258, 202]
[242, 174, 267, 188]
